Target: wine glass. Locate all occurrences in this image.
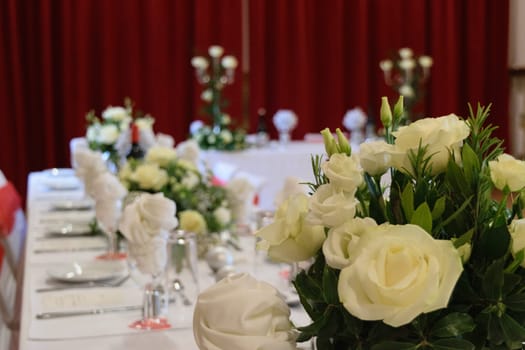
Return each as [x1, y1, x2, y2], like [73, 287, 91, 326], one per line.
[128, 233, 171, 330]
[273, 109, 298, 146]
[165, 230, 199, 323]
[95, 199, 127, 260]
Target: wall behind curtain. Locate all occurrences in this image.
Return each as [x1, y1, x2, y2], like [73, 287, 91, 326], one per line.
[0, 0, 509, 197]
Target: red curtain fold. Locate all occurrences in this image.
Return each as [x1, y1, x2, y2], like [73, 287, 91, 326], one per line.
[0, 0, 509, 198]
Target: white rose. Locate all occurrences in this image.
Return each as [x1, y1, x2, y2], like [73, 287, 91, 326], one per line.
[322, 153, 363, 193]
[135, 117, 154, 131]
[221, 114, 231, 125]
[128, 233, 168, 275]
[181, 172, 199, 189]
[219, 129, 233, 144]
[489, 153, 525, 192]
[131, 163, 168, 191]
[191, 56, 209, 70]
[119, 193, 178, 244]
[145, 146, 177, 167]
[176, 139, 201, 165]
[392, 114, 470, 175]
[398, 84, 414, 98]
[208, 45, 224, 58]
[200, 89, 213, 102]
[307, 183, 358, 228]
[322, 217, 378, 269]
[338, 224, 463, 327]
[398, 58, 416, 71]
[86, 124, 99, 142]
[359, 140, 397, 176]
[155, 133, 174, 148]
[379, 59, 393, 72]
[398, 47, 413, 59]
[179, 210, 207, 234]
[193, 273, 297, 350]
[418, 55, 433, 68]
[221, 55, 238, 69]
[90, 172, 127, 202]
[509, 219, 525, 267]
[97, 124, 119, 144]
[213, 207, 231, 227]
[256, 193, 325, 263]
[102, 106, 128, 121]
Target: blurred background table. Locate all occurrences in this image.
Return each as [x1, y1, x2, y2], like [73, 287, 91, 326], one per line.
[202, 141, 325, 210]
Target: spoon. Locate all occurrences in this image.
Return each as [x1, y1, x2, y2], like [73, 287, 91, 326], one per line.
[173, 279, 192, 306]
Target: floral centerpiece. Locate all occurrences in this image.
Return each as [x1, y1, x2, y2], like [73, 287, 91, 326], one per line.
[85, 98, 155, 169]
[119, 142, 233, 241]
[256, 96, 525, 349]
[190, 45, 246, 151]
[380, 48, 433, 123]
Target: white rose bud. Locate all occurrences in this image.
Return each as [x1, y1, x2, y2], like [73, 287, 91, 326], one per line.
[208, 45, 224, 58]
[419, 55, 433, 68]
[399, 58, 416, 71]
[191, 56, 209, 70]
[398, 47, 413, 59]
[213, 207, 231, 227]
[221, 55, 238, 69]
[97, 124, 119, 144]
[102, 106, 128, 121]
[379, 59, 393, 72]
[200, 89, 213, 102]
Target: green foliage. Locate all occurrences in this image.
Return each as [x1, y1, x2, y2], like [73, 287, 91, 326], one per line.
[293, 103, 525, 349]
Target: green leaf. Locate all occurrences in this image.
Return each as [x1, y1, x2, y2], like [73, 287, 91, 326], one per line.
[410, 202, 432, 233]
[431, 338, 475, 350]
[297, 309, 330, 335]
[432, 196, 447, 220]
[453, 229, 474, 248]
[401, 184, 414, 221]
[461, 142, 480, 187]
[322, 266, 339, 304]
[371, 341, 418, 350]
[499, 312, 525, 347]
[505, 292, 525, 312]
[479, 224, 511, 260]
[483, 259, 505, 300]
[294, 271, 322, 301]
[430, 312, 475, 338]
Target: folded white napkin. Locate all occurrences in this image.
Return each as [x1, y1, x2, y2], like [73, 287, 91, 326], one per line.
[193, 273, 297, 350]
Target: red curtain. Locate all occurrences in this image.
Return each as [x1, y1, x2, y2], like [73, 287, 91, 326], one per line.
[0, 0, 509, 197]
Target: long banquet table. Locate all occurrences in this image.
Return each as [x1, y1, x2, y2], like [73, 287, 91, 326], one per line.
[19, 170, 310, 350]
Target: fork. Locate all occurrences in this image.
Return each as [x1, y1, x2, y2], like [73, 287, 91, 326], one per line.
[36, 274, 131, 293]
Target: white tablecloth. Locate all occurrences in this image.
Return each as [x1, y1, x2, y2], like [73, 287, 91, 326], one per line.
[202, 141, 325, 210]
[19, 171, 311, 350]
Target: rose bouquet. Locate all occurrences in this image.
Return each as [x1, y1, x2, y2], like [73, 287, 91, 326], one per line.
[190, 45, 246, 151]
[257, 96, 525, 349]
[85, 98, 156, 169]
[119, 142, 233, 237]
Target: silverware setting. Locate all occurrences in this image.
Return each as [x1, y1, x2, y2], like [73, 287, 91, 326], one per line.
[33, 246, 106, 254]
[36, 274, 131, 293]
[172, 279, 192, 306]
[36, 304, 143, 320]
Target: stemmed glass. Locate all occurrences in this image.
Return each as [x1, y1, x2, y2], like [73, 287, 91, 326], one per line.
[95, 199, 127, 260]
[128, 233, 171, 330]
[273, 109, 298, 146]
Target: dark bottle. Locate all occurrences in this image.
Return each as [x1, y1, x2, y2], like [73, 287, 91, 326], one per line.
[256, 108, 269, 147]
[127, 122, 145, 160]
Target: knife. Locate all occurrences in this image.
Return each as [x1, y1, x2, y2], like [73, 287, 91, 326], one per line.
[36, 304, 142, 319]
[33, 246, 105, 253]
